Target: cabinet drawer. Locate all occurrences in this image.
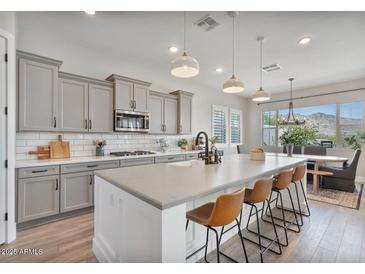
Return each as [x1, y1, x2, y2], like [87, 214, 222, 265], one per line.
[155, 154, 186, 163]
[18, 165, 60, 179]
[120, 157, 155, 167]
[61, 160, 119, 174]
[185, 153, 199, 160]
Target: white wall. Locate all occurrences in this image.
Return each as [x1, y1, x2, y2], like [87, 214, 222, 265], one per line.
[15, 17, 248, 154]
[0, 12, 16, 35]
[246, 77, 365, 178]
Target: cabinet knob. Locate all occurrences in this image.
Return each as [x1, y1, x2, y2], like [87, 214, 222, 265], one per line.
[85, 119, 88, 129]
[53, 117, 57, 128]
[55, 179, 59, 191]
[89, 120, 92, 130]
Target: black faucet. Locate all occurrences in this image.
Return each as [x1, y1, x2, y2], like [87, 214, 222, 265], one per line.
[196, 131, 209, 164]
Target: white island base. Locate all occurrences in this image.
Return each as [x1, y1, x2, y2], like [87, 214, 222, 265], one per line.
[92, 155, 307, 263]
[92, 179, 306, 263]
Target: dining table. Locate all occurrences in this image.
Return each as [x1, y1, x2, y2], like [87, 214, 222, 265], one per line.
[265, 152, 349, 192]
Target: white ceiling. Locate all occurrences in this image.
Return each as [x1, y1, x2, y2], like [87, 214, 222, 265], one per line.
[16, 11, 365, 97]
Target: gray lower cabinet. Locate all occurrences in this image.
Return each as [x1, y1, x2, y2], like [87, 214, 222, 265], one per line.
[18, 52, 62, 131]
[155, 154, 186, 163]
[18, 175, 60, 223]
[185, 153, 199, 160]
[120, 157, 155, 167]
[60, 171, 93, 213]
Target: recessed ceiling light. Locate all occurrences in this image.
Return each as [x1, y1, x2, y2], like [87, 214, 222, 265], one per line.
[84, 11, 96, 15]
[215, 68, 223, 73]
[168, 46, 178, 53]
[298, 37, 311, 45]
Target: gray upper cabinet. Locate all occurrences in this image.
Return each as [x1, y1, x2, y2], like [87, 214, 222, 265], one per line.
[149, 93, 164, 134]
[60, 171, 93, 213]
[149, 91, 178, 134]
[164, 97, 178, 134]
[106, 74, 151, 113]
[89, 84, 114, 133]
[58, 72, 114, 133]
[18, 51, 62, 131]
[114, 80, 134, 111]
[170, 90, 193, 134]
[18, 175, 60, 223]
[133, 83, 149, 112]
[58, 77, 89, 132]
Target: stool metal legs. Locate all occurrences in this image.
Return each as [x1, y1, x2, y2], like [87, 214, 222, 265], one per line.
[275, 180, 311, 227]
[262, 187, 301, 247]
[186, 218, 249, 263]
[242, 200, 282, 263]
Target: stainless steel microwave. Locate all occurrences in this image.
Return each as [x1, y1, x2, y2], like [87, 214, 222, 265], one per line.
[114, 110, 149, 132]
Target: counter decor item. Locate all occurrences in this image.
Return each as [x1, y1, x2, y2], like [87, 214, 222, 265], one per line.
[28, 145, 50, 160]
[279, 125, 318, 156]
[50, 135, 70, 159]
[209, 136, 217, 149]
[250, 148, 265, 161]
[177, 138, 188, 150]
[94, 140, 107, 156]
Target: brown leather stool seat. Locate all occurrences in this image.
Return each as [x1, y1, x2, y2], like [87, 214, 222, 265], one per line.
[185, 188, 249, 263]
[186, 203, 214, 226]
[262, 168, 301, 247]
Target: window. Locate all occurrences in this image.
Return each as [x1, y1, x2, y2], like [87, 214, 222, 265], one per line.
[262, 101, 364, 147]
[339, 101, 364, 143]
[230, 109, 242, 144]
[212, 105, 228, 144]
[263, 111, 277, 146]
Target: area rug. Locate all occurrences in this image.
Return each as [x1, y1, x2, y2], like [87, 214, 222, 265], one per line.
[307, 183, 363, 209]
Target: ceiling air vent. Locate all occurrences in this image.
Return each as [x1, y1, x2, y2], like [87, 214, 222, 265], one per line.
[195, 14, 220, 31]
[262, 63, 281, 73]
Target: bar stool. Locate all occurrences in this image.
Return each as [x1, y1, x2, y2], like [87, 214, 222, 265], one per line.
[262, 168, 301, 247]
[185, 188, 249, 263]
[276, 164, 310, 226]
[240, 177, 282, 263]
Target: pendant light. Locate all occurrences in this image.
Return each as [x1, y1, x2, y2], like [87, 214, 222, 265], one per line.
[171, 11, 199, 78]
[252, 37, 270, 102]
[223, 12, 244, 93]
[277, 78, 306, 126]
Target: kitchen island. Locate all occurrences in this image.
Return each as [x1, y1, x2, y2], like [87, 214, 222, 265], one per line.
[93, 154, 306, 263]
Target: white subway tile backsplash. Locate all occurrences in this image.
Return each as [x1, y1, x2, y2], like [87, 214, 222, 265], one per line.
[17, 132, 40, 140]
[39, 133, 62, 140]
[63, 133, 84, 140]
[16, 132, 189, 160]
[16, 140, 27, 147]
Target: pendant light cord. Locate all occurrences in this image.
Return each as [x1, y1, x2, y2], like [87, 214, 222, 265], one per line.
[232, 14, 235, 75]
[183, 11, 186, 53]
[259, 39, 263, 89]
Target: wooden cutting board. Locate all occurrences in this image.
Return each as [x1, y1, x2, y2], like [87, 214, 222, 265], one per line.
[29, 145, 51, 160]
[50, 135, 70, 159]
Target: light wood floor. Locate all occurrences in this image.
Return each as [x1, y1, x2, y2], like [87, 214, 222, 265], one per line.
[1, 192, 365, 263]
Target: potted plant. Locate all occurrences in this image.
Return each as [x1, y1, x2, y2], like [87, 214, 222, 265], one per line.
[178, 138, 188, 150]
[279, 125, 318, 156]
[94, 139, 107, 156]
[209, 136, 217, 149]
[344, 132, 365, 150]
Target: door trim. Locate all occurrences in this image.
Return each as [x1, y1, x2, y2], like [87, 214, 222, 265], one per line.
[0, 28, 16, 244]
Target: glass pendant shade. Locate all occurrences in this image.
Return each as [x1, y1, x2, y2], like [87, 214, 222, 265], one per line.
[171, 52, 199, 78]
[223, 74, 244, 93]
[252, 87, 270, 102]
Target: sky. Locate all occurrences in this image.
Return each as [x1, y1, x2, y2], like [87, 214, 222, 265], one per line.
[278, 101, 363, 119]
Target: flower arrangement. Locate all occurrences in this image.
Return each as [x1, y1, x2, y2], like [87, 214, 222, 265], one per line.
[94, 140, 107, 148]
[279, 125, 318, 146]
[94, 140, 107, 156]
[178, 138, 188, 150]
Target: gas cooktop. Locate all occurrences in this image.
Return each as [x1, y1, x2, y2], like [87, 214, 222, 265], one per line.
[110, 151, 155, 157]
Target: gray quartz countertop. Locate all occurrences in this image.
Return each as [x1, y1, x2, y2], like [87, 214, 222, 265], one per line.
[95, 154, 306, 210]
[15, 150, 201, 168]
